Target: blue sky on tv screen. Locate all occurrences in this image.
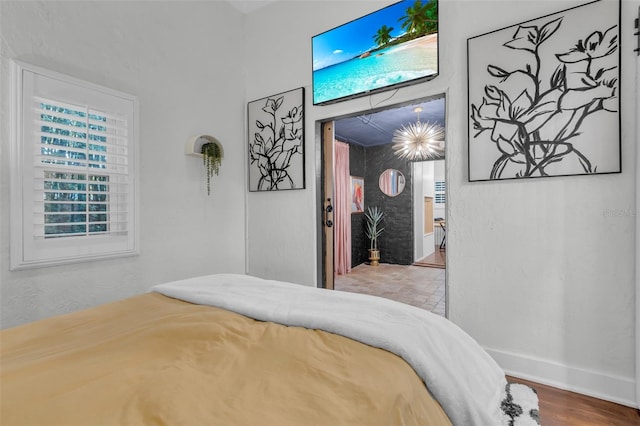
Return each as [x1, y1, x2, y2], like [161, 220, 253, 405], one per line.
[312, 0, 429, 71]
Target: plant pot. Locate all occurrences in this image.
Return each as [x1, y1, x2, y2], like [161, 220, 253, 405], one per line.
[368, 249, 380, 266]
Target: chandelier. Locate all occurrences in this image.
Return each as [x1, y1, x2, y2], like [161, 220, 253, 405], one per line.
[392, 107, 445, 161]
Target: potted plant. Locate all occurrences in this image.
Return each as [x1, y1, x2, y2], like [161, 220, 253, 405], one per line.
[201, 142, 222, 195]
[364, 206, 384, 266]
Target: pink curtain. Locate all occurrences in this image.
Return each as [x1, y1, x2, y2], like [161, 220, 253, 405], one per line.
[334, 141, 351, 275]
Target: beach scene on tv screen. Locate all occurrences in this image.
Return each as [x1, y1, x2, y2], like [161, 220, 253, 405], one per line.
[312, 0, 438, 104]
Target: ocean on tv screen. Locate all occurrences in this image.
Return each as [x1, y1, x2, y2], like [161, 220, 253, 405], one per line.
[313, 34, 438, 104]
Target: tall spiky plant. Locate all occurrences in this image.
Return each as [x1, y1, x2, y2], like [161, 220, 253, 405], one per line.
[364, 206, 385, 250]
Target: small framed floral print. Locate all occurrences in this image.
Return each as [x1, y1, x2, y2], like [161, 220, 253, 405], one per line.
[467, 0, 620, 181]
[248, 87, 305, 191]
[351, 176, 364, 213]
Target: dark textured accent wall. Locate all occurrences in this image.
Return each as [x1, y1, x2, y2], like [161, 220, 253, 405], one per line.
[364, 144, 413, 265]
[345, 141, 414, 267]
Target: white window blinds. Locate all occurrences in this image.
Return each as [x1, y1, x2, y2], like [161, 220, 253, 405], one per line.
[11, 61, 138, 269]
[435, 181, 445, 204]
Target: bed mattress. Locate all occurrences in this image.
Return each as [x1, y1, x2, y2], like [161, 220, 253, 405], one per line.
[1, 291, 450, 425]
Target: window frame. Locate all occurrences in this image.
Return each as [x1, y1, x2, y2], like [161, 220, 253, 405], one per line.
[10, 60, 140, 270]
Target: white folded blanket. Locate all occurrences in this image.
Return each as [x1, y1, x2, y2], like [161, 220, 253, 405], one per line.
[152, 273, 507, 426]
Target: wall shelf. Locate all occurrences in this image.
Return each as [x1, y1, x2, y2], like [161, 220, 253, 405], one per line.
[185, 134, 224, 159]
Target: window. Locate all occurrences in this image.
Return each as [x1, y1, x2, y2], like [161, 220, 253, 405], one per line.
[10, 61, 139, 270]
[435, 181, 446, 204]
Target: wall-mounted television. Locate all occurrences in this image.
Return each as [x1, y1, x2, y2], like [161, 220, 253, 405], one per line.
[312, 0, 438, 105]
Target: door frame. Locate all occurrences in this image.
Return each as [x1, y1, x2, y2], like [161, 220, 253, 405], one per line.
[634, 13, 639, 407]
[317, 95, 450, 316]
[320, 121, 335, 290]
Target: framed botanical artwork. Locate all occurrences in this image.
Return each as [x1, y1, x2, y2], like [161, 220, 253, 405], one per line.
[351, 176, 364, 213]
[467, 0, 620, 182]
[248, 87, 305, 191]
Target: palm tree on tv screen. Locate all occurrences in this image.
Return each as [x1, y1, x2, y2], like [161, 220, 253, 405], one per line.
[373, 25, 394, 47]
[399, 0, 437, 37]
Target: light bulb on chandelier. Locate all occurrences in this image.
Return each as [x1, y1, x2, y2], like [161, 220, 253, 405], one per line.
[392, 107, 445, 161]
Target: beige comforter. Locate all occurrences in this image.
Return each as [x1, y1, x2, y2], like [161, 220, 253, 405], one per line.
[1, 292, 451, 426]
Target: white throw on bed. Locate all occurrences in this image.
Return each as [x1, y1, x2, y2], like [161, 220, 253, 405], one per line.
[152, 273, 507, 426]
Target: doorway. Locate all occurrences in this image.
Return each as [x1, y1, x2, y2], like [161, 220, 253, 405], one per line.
[320, 94, 448, 317]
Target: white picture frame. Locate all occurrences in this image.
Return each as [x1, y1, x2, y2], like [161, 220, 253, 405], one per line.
[467, 0, 621, 181]
[248, 87, 305, 191]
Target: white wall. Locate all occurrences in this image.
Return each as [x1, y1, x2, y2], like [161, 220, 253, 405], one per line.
[243, 0, 638, 406]
[413, 161, 435, 261]
[0, 1, 247, 328]
[0, 0, 635, 408]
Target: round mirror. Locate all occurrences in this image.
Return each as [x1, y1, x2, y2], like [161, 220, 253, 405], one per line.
[379, 169, 405, 197]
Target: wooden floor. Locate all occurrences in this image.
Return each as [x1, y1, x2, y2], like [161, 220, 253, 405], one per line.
[508, 376, 640, 425]
[414, 246, 446, 268]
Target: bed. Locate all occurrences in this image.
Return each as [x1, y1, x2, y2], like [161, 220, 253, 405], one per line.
[1, 274, 540, 425]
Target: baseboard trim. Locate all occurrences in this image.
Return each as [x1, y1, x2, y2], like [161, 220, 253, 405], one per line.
[485, 347, 637, 408]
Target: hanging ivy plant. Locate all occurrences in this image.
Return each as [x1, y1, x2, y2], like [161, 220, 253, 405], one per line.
[201, 142, 222, 195]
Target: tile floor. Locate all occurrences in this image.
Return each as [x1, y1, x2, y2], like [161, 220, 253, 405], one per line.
[334, 262, 446, 317]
